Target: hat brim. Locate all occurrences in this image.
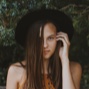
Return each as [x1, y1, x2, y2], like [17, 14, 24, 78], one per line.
[15, 9, 74, 47]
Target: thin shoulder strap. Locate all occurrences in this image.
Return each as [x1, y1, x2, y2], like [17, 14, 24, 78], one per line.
[19, 61, 26, 68]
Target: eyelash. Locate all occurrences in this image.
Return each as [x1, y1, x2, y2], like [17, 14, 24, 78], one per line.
[48, 37, 54, 40]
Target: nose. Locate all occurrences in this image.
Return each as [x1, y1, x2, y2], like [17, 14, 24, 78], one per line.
[44, 40, 48, 48]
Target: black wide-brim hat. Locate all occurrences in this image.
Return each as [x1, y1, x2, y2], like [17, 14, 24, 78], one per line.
[15, 9, 74, 47]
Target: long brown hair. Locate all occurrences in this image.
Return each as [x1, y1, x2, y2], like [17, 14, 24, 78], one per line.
[23, 20, 62, 89]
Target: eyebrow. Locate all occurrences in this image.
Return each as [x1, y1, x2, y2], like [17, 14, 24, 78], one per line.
[50, 34, 56, 36]
[48, 34, 56, 37]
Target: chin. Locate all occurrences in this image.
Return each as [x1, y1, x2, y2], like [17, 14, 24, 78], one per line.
[43, 52, 53, 60]
[44, 57, 49, 60]
[43, 55, 51, 60]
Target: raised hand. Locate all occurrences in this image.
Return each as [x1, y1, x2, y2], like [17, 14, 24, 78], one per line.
[56, 32, 70, 64]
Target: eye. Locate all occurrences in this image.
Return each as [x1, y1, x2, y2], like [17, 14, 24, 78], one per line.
[48, 37, 55, 40]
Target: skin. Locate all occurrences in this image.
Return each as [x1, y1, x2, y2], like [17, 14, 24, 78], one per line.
[56, 32, 82, 89]
[43, 23, 57, 60]
[43, 23, 57, 72]
[6, 23, 82, 89]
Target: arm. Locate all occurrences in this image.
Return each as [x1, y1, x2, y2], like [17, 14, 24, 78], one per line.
[62, 60, 82, 89]
[6, 65, 18, 89]
[56, 32, 82, 89]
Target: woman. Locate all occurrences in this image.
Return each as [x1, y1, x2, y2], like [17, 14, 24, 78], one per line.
[6, 9, 82, 89]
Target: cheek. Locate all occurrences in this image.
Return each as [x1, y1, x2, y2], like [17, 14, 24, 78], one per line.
[50, 40, 57, 50]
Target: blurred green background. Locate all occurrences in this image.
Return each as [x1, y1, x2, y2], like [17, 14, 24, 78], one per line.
[0, 0, 89, 89]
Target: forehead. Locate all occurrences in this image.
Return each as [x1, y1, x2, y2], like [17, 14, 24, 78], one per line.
[43, 23, 57, 36]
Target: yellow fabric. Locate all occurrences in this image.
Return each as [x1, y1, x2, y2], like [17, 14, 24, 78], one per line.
[17, 83, 21, 89]
[44, 74, 55, 89]
[17, 82, 24, 89]
[17, 74, 55, 89]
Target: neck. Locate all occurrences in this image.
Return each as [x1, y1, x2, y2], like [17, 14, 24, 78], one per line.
[42, 58, 50, 74]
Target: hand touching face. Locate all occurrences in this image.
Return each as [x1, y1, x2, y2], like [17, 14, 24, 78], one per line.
[56, 32, 70, 63]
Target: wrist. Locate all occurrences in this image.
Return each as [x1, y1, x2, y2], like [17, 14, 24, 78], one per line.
[61, 58, 70, 67]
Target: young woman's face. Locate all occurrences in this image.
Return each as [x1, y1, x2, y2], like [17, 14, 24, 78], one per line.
[43, 23, 57, 60]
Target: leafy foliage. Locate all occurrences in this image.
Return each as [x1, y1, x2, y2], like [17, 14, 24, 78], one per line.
[0, 0, 89, 88]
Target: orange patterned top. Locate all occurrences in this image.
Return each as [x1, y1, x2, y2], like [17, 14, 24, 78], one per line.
[43, 74, 55, 89]
[18, 74, 55, 89]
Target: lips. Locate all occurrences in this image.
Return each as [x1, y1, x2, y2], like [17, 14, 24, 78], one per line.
[44, 50, 50, 54]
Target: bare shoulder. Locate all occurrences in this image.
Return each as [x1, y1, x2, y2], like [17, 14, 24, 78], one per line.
[7, 62, 25, 82]
[69, 61, 82, 89]
[8, 62, 25, 72]
[6, 62, 26, 89]
[70, 61, 82, 81]
[70, 61, 82, 73]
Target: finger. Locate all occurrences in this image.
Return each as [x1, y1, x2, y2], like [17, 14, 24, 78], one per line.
[57, 31, 68, 36]
[56, 37, 67, 47]
[56, 35, 70, 45]
[57, 32, 69, 41]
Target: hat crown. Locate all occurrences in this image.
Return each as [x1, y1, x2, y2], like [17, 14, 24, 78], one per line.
[15, 9, 74, 47]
